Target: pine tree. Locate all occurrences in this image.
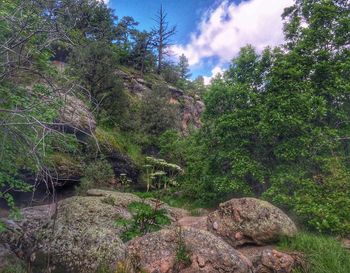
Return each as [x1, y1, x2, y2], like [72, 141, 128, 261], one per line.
[178, 54, 191, 80]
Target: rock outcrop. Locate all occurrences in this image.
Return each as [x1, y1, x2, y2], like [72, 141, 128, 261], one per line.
[127, 227, 253, 273]
[181, 95, 204, 134]
[238, 246, 300, 273]
[177, 216, 208, 231]
[0, 190, 191, 273]
[207, 198, 297, 247]
[115, 68, 204, 134]
[0, 192, 300, 273]
[58, 93, 96, 137]
[0, 190, 178, 273]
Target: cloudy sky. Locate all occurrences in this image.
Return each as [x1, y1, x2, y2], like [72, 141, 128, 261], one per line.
[107, 0, 294, 82]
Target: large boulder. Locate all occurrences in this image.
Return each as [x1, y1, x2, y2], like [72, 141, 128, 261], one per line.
[238, 246, 300, 273]
[126, 227, 253, 273]
[58, 93, 96, 137]
[207, 198, 297, 247]
[0, 190, 186, 273]
[177, 216, 208, 231]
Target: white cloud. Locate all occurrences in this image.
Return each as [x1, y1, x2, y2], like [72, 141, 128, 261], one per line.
[203, 66, 225, 85]
[172, 0, 294, 66]
[97, 0, 109, 4]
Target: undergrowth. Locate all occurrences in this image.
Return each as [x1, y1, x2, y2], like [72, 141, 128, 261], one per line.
[115, 201, 170, 242]
[278, 232, 350, 273]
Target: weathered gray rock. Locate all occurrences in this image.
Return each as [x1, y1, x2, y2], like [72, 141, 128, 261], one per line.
[182, 95, 204, 134]
[58, 93, 96, 136]
[177, 216, 208, 231]
[238, 246, 300, 273]
[127, 227, 253, 273]
[207, 198, 297, 247]
[1, 190, 186, 273]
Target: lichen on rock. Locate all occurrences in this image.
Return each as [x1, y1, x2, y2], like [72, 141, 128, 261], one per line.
[126, 227, 254, 273]
[207, 198, 297, 247]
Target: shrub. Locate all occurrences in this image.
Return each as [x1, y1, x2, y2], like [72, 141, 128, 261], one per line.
[116, 201, 170, 242]
[140, 85, 181, 136]
[76, 159, 115, 195]
[175, 228, 191, 267]
[0, 264, 26, 273]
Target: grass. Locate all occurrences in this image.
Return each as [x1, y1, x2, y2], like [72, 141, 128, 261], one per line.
[95, 127, 144, 164]
[278, 232, 350, 273]
[133, 190, 210, 212]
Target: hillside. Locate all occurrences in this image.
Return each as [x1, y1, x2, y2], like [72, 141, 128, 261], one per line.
[0, 1, 350, 273]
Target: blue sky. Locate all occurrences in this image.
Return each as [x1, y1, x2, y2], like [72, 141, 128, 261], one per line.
[105, 0, 294, 83]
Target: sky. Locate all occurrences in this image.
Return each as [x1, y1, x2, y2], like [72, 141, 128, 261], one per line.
[104, 0, 294, 83]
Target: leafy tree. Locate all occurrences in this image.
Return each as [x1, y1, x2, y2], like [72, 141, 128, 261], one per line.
[115, 16, 139, 63]
[130, 30, 156, 75]
[67, 41, 129, 123]
[0, 0, 77, 218]
[182, 0, 350, 234]
[53, 0, 117, 43]
[140, 85, 181, 136]
[115, 16, 139, 47]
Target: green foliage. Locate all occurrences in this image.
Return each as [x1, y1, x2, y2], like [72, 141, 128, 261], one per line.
[129, 30, 156, 74]
[140, 85, 181, 136]
[0, 83, 61, 214]
[158, 130, 187, 165]
[68, 41, 129, 123]
[278, 232, 350, 273]
[178, 54, 191, 80]
[0, 264, 26, 273]
[116, 201, 170, 242]
[76, 159, 115, 195]
[175, 228, 191, 267]
[94, 127, 143, 165]
[179, 0, 350, 234]
[54, 0, 117, 44]
[101, 196, 116, 206]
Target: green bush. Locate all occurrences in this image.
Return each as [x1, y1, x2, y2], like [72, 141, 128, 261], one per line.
[175, 228, 191, 267]
[278, 233, 350, 273]
[0, 264, 26, 273]
[116, 201, 170, 242]
[140, 85, 181, 136]
[76, 159, 115, 195]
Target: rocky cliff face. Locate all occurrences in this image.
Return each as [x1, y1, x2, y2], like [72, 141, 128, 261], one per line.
[115, 69, 204, 134]
[57, 93, 97, 138]
[54, 68, 203, 137]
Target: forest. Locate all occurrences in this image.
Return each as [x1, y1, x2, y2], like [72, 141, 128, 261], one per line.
[0, 0, 349, 273]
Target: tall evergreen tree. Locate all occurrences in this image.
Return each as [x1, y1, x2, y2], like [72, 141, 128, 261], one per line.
[178, 54, 191, 80]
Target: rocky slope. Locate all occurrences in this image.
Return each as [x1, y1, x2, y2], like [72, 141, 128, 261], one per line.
[0, 190, 300, 273]
[115, 68, 204, 135]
